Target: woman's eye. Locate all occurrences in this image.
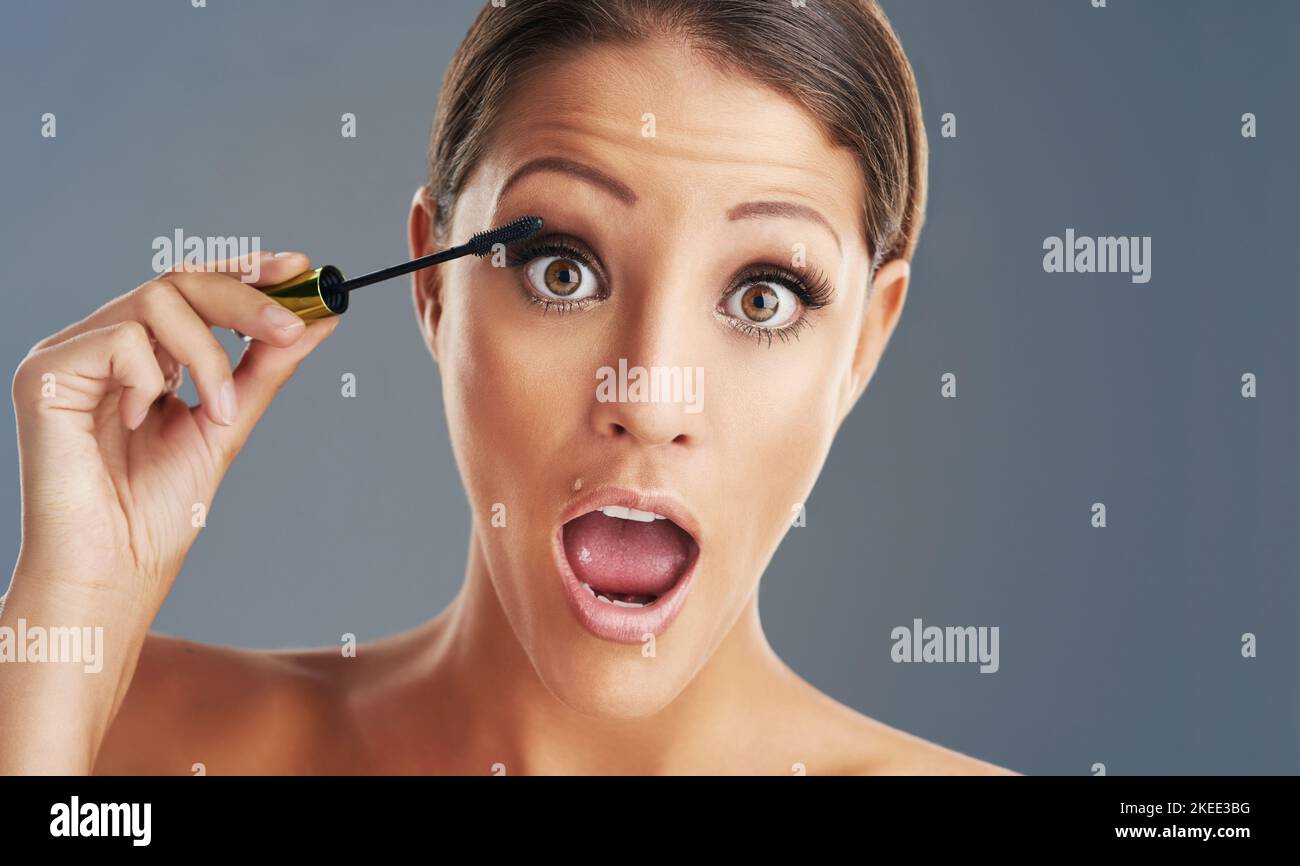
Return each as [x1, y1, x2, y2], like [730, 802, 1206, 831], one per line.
[722, 281, 800, 328]
[523, 255, 601, 301]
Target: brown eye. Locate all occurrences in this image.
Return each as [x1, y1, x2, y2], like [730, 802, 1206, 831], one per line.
[722, 280, 799, 329]
[544, 259, 582, 296]
[523, 254, 601, 302]
[740, 285, 779, 322]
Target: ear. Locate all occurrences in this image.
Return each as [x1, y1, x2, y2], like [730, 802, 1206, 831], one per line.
[837, 258, 910, 426]
[408, 184, 444, 363]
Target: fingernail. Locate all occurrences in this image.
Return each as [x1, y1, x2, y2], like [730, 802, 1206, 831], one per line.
[273, 250, 300, 258]
[264, 304, 305, 332]
[219, 380, 237, 426]
[130, 405, 149, 429]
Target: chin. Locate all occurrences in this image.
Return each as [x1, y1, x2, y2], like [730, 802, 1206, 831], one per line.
[533, 485, 712, 717]
[529, 639, 698, 721]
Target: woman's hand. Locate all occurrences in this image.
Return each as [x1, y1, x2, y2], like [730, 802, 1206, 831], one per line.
[9, 251, 339, 615]
[1, 251, 339, 773]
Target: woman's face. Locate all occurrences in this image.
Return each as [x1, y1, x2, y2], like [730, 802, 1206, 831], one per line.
[412, 37, 908, 719]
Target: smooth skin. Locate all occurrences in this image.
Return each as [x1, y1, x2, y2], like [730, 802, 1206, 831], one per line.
[2, 37, 1016, 775]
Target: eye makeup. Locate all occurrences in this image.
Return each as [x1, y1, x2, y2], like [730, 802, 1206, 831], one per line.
[504, 230, 836, 343]
[505, 234, 610, 314]
[717, 261, 835, 347]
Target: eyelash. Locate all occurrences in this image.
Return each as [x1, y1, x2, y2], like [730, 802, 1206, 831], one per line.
[505, 238, 606, 316]
[504, 235, 834, 345]
[721, 263, 834, 347]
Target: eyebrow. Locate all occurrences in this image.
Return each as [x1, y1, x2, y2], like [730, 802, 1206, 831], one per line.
[497, 157, 638, 207]
[727, 200, 842, 253]
[497, 156, 841, 253]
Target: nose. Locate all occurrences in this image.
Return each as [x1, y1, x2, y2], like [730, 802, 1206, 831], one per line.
[590, 376, 697, 446]
[588, 297, 706, 449]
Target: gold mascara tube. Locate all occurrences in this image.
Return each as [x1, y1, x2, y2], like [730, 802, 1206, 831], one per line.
[257, 265, 349, 321]
[251, 216, 543, 321]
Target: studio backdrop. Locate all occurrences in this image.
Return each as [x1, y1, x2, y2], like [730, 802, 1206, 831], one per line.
[1, 0, 1296, 774]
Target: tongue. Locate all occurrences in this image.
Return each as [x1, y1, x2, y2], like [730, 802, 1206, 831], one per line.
[562, 511, 695, 598]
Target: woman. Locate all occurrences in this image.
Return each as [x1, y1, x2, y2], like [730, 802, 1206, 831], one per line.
[2, 0, 1015, 775]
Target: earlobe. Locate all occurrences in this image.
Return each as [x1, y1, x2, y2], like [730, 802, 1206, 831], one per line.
[837, 258, 911, 425]
[408, 184, 444, 362]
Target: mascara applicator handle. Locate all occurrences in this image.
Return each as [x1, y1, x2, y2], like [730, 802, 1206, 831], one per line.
[256, 265, 350, 321]
[232, 265, 348, 342]
[238, 215, 542, 335]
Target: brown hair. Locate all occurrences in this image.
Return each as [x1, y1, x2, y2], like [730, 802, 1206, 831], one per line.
[428, 0, 927, 275]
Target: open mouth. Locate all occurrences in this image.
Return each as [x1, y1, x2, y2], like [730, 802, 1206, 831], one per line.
[562, 505, 698, 608]
[554, 492, 701, 642]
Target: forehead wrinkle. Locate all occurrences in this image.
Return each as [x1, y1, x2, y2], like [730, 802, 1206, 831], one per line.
[486, 51, 867, 253]
[496, 36, 855, 167]
[517, 105, 843, 173]
[505, 119, 853, 213]
[490, 136, 859, 264]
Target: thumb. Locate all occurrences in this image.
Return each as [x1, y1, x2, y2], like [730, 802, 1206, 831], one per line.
[203, 314, 342, 464]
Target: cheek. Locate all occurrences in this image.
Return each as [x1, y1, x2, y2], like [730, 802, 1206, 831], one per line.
[719, 323, 844, 461]
[697, 330, 847, 575]
[441, 277, 592, 514]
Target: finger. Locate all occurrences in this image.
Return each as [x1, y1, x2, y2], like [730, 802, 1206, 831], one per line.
[128, 280, 236, 426]
[16, 321, 166, 431]
[154, 344, 183, 395]
[201, 315, 342, 463]
[162, 265, 312, 346]
[166, 249, 313, 289]
[29, 251, 313, 353]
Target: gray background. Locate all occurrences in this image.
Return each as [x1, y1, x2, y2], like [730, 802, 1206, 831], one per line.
[2, 0, 1296, 775]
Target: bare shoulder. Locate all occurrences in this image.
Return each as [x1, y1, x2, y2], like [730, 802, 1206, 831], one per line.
[776, 672, 1020, 776]
[843, 714, 1021, 776]
[93, 631, 356, 775]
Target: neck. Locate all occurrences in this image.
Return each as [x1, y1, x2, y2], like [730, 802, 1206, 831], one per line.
[390, 524, 794, 774]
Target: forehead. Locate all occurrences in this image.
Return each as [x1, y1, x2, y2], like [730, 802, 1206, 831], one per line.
[470, 37, 865, 246]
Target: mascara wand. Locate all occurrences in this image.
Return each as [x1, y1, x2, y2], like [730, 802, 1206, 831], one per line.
[253, 215, 544, 321]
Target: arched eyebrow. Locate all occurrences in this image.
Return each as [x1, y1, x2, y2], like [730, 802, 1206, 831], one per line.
[498, 157, 638, 206]
[497, 157, 841, 254]
[726, 200, 841, 254]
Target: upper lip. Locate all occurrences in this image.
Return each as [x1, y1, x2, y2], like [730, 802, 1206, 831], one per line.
[557, 485, 702, 547]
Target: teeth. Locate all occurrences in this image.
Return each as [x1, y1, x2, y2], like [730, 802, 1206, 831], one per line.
[598, 505, 666, 523]
[580, 582, 651, 608]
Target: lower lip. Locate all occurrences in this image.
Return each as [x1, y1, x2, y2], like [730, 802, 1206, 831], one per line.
[552, 524, 699, 643]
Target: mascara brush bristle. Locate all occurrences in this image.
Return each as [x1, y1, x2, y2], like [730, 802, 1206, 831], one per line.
[467, 215, 544, 256]
[331, 214, 547, 298]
